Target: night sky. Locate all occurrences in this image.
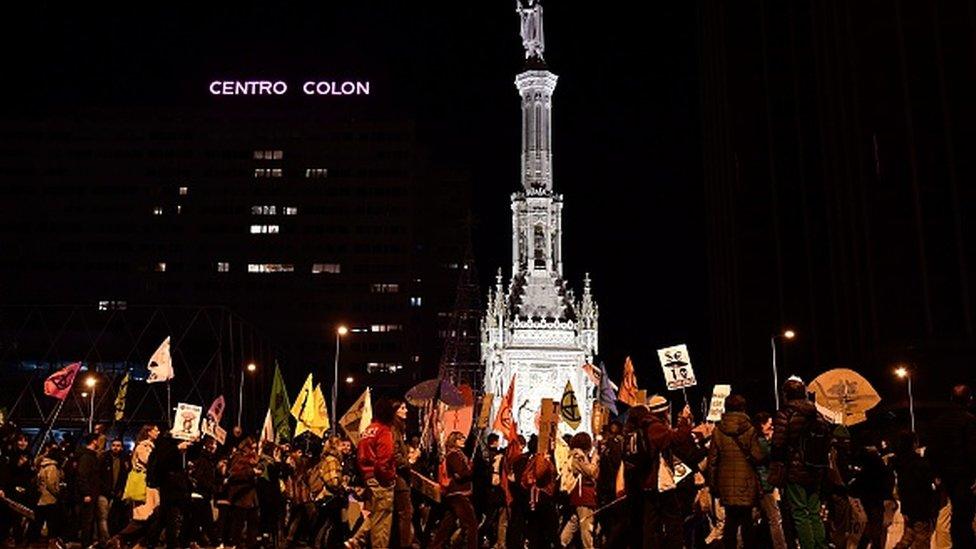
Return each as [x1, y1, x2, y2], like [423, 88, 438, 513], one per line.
[3, 3, 703, 387]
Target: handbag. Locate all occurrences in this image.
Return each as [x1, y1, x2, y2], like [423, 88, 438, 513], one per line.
[122, 469, 147, 503]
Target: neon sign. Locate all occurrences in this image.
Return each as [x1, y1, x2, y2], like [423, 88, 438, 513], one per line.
[209, 80, 370, 96]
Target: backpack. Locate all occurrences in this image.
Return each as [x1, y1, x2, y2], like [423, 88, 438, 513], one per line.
[797, 411, 832, 470]
[621, 426, 651, 474]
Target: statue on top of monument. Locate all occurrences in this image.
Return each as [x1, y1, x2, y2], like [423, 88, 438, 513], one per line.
[516, 0, 545, 62]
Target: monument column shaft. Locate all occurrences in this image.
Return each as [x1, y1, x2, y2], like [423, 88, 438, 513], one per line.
[516, 71, 557, 193]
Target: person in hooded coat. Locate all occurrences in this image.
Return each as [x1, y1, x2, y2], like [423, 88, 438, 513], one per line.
[707, 394, 766, 549]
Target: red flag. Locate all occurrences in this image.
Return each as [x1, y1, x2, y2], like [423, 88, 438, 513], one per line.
[618, 356, 640, 406]
[44, 362, 81, 400]
[493, 375, 518, 443]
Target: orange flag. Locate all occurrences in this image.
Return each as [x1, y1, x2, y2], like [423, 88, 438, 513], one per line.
[618, 356, 641, 406]
[493, 375, 518, 443]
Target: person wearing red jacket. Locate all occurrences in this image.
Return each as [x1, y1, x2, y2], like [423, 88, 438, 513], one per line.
[349, 398, 396, 549]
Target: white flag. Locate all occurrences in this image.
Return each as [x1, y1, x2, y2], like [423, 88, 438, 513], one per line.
[147, 336, 174, 383]
[260, 409, 275, 446]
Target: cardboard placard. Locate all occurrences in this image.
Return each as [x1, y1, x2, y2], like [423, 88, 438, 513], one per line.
[410, 470, 441, 503]
[201, 417, 227, 445]
[477, 393, 494, 429]
[171, 403, 202, 441]
[538, 398, 561, 453]
[657, 344, 697, 390]
[706, 385, 732, 422]
[591, 401, 608, 435]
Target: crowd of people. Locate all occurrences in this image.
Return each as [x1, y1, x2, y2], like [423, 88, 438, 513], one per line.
[0, 379, 975, 548]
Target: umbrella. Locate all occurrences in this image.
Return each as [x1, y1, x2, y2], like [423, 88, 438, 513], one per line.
[808, 368, 881, 426]
[405, 378, 465, 407]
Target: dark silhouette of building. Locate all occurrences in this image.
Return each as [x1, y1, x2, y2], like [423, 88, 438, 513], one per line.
[0, 107, 473, 406]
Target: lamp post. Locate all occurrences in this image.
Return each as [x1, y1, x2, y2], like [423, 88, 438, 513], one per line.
[770, 329, 796, 409]
[85, 376, 97, 433]
[895, 365, 915, 433]
[238, 362, 257, 428]
[333, 325, 348, 436]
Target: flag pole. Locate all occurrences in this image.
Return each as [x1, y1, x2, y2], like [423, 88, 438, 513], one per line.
[166, 380, 172, 428]
[34, 399, 66, 457]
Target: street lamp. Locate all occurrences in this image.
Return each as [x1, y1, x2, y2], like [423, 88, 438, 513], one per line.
[238, 362, 257, 428]
[771, 329, 797, 409]
[895, 365, 915, 433]
[85, 376, 97, 433]
[333, 325, 348, 436]
[345, 376, 354, 384]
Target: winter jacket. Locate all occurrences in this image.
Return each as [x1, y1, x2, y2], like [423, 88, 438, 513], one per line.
[598, 433, 623, 503]
[308, 454, 343, 499]
[190, 451, 219, 499]
[36, 457, 62, 506]
[444, 448, 473, 496]
[227, 450, 260, 508]
[358, 421, 396, 487]
[893, 451, 938, 521]
[76, 447, 100, 500]
[771, 398, 823, 487]
[567, 448, 599, 508]
[639, 414, 695, 492]
[707, 411, 765, 506]
[98, 452, 130, 499]
[146, 437, 192, 505]
[848, 447, 894, 505]
[927, 404, 976, 482]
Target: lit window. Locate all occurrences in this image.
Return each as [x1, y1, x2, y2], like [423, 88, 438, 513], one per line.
[254, 150, 283, 160]
[251, 205, 276, 215]
[153, 207, 163, 216]
[247, 263, 294, 273]
[250, 224, 280, 234]
[366, 362, 403, 374]
[410, 297, 422, 307]
[254, 168, 282, 178]
[305, 168, 328, 178]
[176, 204, 182, 214]
[370, 324, 403, 333]
[98, 300, 126, 311]
[283, 207, 298, 215]
[217, 262, 230, 272]
[312, 263, 341, 274]
[370, 283, 400, 294]
[155, 262, 167, 272]
[178, 186, 188, 196]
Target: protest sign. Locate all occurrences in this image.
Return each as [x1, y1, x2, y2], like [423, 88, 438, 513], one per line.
[657, 344, 697, 390]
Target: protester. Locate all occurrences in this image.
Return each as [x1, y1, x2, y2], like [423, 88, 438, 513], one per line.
[97, 438, 130, 543]
[29, 444, 63, 545]
[227, 436, 262, 548]
[391, 399, 417, 548]
[350, 397, 396, 549]
[890, 430, 937, 549]
[927, 383, 976, 548]
[559, 432, 599, 548]
[75, 433, 101, 547]
[707, 394, 765, 549]
[771, 378, 829, 549]
[430, 431, 478, 549]
[751, 411, 788, 549]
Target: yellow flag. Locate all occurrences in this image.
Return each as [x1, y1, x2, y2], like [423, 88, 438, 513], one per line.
[290, 374, 313, 420]
[305, 383, 331, 437]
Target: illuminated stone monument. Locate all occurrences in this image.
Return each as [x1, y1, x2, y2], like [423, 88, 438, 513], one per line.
[483, 0, 598, 436]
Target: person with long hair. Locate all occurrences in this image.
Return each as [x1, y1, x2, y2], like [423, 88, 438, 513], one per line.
[430, 431, 478, 549]
[390, 399, 417, 547]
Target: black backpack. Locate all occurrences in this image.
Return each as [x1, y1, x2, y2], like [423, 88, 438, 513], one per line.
[797, 411, 832, 470]
[621, 425, 652, 478]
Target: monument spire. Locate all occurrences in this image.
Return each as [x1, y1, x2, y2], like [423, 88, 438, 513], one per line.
[516, 0, 546, 64]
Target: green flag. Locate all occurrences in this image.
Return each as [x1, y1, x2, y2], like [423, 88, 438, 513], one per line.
[270, 363, 291, 443]
[114, 372, 130, 421]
